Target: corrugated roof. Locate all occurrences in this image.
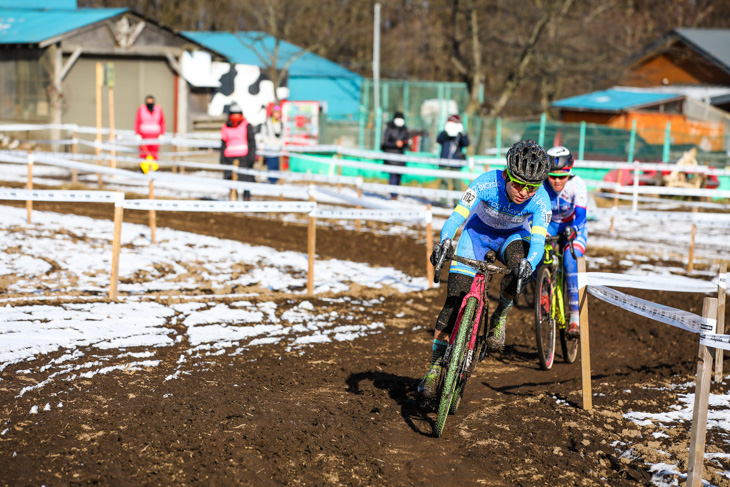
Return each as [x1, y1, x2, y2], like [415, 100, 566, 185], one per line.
[674, 28, 730, 73]
[552, 89, 680, 111]
[0, 8, 126, 44]
[184, 31, 361, 79]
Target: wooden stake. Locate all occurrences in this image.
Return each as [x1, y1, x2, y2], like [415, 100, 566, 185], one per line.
[687, 297, 717, 487]
[307, 191, 316, 295]
[687, 224, 696, 273]
[715, 263, 727, 383]
[95, 62, 103, 189]
[356, 187, 363, 232]
[230, 158, 239, 201]
[278, 177, 284, 201]
[426, 204, 434, 288]
[148, 179, 157, 244]
[577, 257, 592, 411]
[109, 198, 124, 300]
[108, 85, 116, 169]
[71, 130, 78, 183]
[26, 151, 33, 223]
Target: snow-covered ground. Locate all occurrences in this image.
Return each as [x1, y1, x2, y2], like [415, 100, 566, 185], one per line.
[2, 162, 730, 486]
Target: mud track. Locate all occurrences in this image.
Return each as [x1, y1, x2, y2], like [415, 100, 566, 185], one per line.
[1, 192, 729, 486]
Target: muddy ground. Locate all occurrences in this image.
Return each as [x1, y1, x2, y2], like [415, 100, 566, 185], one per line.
[1, 187, 729, 486]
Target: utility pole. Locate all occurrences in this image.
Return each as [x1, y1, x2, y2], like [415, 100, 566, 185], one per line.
[373, 3, 381, 150]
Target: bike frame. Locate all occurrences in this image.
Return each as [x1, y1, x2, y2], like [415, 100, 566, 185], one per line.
[448, 273, 488, 363]
[542, 241, 567, 328]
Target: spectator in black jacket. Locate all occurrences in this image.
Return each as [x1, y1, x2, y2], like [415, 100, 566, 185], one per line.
[381, 111, 410, 200]
[437, 114, 470, 200]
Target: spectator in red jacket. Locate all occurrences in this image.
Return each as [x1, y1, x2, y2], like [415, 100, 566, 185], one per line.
[220, 103, 256, 200]
[135, 95, 165, 162]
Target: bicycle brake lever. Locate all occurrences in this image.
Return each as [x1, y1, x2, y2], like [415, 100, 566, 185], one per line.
[569, 241, 576, 260]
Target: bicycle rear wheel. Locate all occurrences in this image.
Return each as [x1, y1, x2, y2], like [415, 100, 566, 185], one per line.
[534, 266, 556, 370]
[435, 297, 476, 438]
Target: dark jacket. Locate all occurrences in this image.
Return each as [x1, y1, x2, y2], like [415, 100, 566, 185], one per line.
[381, 123, 409, 165]
[437, 131, 469, 161]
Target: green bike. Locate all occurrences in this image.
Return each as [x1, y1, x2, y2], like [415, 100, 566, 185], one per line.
[534, 226, 579, 370]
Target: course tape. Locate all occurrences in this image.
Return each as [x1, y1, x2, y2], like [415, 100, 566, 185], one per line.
[312, 186, 390, 210]
[585, 272, 721, 294]
[123, 199, 316, 213]
[361, 182, 463, 200]
[594, 192, 730, 210]
[700, 333, 730, 352]
[587, 285, 704, 334]
[0, 189, 123, 205]
[591, 207, 730, 223]
[5, 122, 730, 175]
[312, 208, 427, 221]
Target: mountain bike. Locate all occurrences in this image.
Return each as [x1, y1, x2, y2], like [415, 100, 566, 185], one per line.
[534, 226, 579, 370]
[431, 244, 523, 438]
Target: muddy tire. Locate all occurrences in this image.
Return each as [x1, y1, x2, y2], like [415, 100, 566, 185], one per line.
[435, 297, 475, 437]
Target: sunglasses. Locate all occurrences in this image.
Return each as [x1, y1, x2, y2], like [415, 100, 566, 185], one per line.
[506, 168, 541, 193]
[548, 173, 570, 180]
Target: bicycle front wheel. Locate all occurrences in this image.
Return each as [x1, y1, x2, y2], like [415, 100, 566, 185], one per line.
[435, 297, 476, 438]
[560, 279, 580, 363]
[534, 266, 556, 370]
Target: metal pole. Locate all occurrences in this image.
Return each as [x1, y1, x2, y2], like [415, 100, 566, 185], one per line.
[496, 118, 502, 158]
[662, 121, 671, 163]
[627, 119, 637, 163]
[538, 113, 546, 147]
[372, 3, 380, 126]
[578, 121, 586, 161]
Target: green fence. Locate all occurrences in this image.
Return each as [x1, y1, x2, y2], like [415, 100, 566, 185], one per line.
[327, 78, 729, 168]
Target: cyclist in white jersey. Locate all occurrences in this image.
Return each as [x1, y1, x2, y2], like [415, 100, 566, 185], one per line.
[543, 146, 588, 337]
[418, 139, 551, 399]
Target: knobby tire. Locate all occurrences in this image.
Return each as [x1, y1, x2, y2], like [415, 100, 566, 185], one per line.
[435, 297, 476, 438]
[534, 266, 556, 371]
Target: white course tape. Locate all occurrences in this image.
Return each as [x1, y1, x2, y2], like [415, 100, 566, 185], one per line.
[123, 199, 316, 213]
[0, 189, 123, 205]
[719, 272, 727, 290]
[578, 271, 587, 290]
[591, 207, 730, 223]
[586, 272, 717, 294]
[313, 186, 391, 210]
[587, 285, 702, 334]
[361, 182, 463, 200]
[700, 333, 730, 351]
[312, 208, 427, 221]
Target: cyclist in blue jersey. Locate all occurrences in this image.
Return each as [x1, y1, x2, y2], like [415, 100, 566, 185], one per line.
[418, 139, 551, 399]
[543, 146, 588, 338]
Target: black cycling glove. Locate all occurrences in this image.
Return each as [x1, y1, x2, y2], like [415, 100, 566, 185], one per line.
[512, 259, 533, 282]
[430, 238, 452, 266]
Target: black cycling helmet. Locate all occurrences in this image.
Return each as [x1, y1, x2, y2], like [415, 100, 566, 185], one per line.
[546, 146, 574, 173]
[506, 139, 549, 184]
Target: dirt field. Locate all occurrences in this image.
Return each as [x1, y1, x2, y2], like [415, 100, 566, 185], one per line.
[1, 194, 729, 486]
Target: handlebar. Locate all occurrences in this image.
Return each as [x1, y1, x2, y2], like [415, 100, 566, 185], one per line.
[544, 225, 577, 260]
[433, 243, 511, 282]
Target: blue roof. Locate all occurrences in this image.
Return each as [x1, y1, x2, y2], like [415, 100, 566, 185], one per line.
[0, 0, 76, 8]
[552, 89, 679, 111]
[184, 31, 361, 79]
[0, 8, 126, 44]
